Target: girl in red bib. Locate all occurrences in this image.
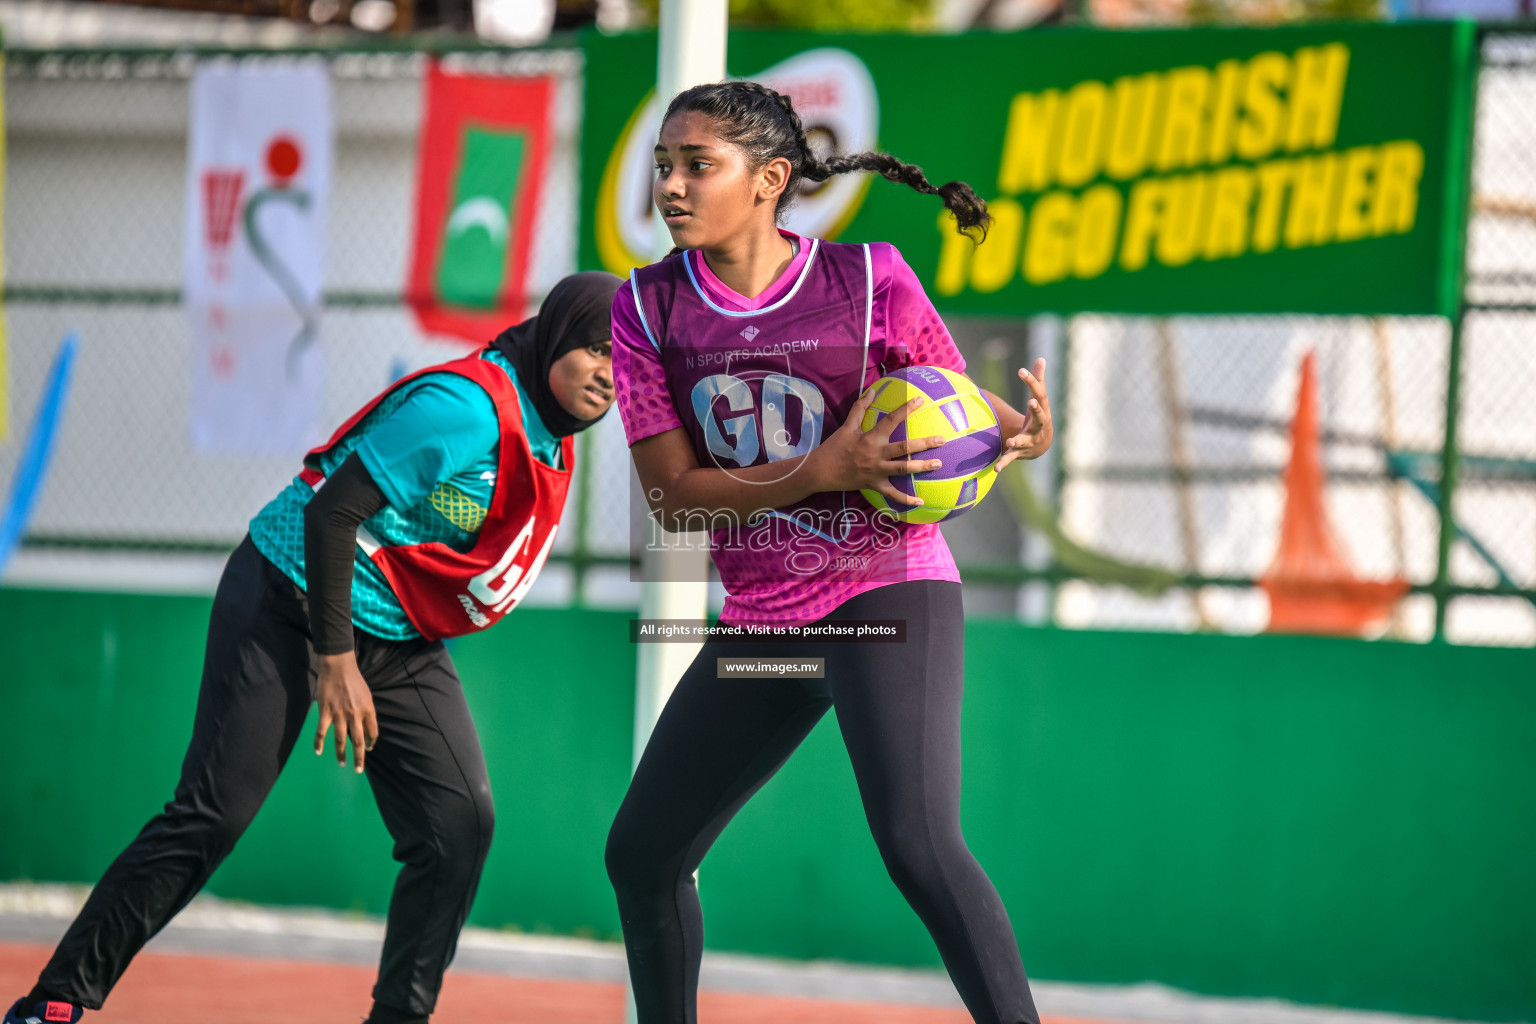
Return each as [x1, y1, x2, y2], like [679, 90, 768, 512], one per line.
[7, 273, 621, 1024]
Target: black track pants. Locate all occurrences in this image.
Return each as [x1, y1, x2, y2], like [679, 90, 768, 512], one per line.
[36, 537, 494, 1017]
[605, 580, 1039, 1024]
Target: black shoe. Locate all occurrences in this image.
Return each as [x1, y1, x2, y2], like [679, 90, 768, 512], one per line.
[3, 999, 84, 1024]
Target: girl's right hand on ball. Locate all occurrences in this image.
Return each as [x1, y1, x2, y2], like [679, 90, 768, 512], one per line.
[809, 391, 945, 507]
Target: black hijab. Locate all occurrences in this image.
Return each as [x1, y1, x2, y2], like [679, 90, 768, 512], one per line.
[490, 271, 623, 438]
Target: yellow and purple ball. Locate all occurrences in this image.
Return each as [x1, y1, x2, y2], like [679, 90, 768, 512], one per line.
[858, 366, 1004, 524]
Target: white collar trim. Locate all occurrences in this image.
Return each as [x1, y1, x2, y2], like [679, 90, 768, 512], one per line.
[683, 238, 821, 318]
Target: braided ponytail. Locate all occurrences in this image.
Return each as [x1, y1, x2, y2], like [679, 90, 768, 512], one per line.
[663, 81, 990, 242]
[819, 152, 990, 241]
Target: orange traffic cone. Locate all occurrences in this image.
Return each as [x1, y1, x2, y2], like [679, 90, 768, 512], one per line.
[1260, 351, 1408, 635]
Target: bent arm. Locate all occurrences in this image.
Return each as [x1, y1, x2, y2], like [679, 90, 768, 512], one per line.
[981, 388, 1028, 440]
[631, 428, 831, 532]
[632, 390, 943, 531]
[304, 453, 386, 772]
[616, 277, 944, 532]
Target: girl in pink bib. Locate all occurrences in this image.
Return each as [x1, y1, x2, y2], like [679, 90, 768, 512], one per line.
[608, 81, 1054, 1024]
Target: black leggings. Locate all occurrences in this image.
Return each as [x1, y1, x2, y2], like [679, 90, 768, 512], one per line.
[605, 581, 1039, 1024]
[35, 537, 494, 1018]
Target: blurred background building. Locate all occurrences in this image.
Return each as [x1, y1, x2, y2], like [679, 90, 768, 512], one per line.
[11, 0, 1526, 52]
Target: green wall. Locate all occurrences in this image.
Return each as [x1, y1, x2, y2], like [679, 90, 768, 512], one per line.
[1, 588, 1531, 1020]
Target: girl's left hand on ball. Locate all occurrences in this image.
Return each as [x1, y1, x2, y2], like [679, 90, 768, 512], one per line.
[993, 358, 1053, 472]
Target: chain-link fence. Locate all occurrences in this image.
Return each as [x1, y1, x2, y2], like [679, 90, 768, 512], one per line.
[1048, 314, 1452, 634]
[0, 45, 640, 606]
[2, 32, 1533, 643]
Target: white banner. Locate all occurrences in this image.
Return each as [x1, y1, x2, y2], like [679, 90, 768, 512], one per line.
[185, 62, 332, 455]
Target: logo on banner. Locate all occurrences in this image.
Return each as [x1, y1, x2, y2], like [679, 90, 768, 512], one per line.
[407, 65, 555, 344]
[197, 136, 318, 380]
[595, 48, 879, 275]
[247, 136, 317, 377]
[184, 60, 331, 455]
[201, 168, 245, 283]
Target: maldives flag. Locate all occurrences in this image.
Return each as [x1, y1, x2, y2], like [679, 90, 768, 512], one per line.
[408, 63, 554, 343]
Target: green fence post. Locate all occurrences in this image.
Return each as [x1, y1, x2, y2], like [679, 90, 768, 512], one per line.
[1433, 307, 1466, 641]
[1432, 22, 1480, 641]
[574, 429, 594, 608]
[1049, 315, 1073, 627]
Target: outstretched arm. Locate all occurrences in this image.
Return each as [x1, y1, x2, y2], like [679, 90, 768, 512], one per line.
[303, 454, 387, 773]
[304, 454, 387, 655]
[300, 374, 500, 772]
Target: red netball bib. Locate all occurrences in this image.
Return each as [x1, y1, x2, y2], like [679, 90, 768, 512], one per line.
[300, 351, 573, 641]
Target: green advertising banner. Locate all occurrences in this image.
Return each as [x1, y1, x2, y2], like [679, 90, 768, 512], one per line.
[580, 23, 1478, 316]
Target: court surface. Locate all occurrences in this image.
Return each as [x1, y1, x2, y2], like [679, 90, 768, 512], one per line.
[0, 886, 1492, 1024]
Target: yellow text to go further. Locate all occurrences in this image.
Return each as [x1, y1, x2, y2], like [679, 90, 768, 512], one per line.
[935, 139, 1423, 294]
